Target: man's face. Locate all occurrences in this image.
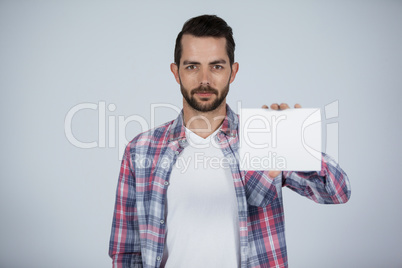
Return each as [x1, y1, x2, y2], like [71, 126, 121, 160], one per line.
[171, 34, 238, 112]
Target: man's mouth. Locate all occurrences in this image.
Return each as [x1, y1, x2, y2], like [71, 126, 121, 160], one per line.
[195, 92, 214, 98]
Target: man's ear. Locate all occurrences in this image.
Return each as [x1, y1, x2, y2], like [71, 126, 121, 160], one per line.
[229, 62, 239, 84]
[170, 63, 180, 84]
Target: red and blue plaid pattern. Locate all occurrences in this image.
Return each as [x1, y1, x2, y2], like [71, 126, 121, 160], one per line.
[109, 105, 351, 268]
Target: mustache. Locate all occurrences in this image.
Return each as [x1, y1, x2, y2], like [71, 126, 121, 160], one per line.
[191, 85, 219, 95]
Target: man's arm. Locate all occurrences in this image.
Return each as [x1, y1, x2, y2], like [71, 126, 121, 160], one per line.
[109, 145, 143, 268]
[282, 152, 351, 204]
[261, 103, 351, 204]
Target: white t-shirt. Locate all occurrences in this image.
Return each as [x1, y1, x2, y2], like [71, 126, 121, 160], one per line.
[161, 126, 240, 268]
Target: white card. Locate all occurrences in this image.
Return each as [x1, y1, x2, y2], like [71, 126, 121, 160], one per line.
[238, 108, 322, 171]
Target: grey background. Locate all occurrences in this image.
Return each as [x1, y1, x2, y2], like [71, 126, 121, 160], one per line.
[1, 1, 401, 267]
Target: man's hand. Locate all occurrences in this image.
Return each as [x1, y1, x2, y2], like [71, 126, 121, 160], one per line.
[261, 103, 302, 178]
[261, 103, 302, 110]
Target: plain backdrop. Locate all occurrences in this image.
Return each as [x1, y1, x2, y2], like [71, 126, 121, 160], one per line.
[1, 1, 401, 267]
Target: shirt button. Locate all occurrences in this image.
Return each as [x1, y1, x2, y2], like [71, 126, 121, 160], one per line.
[164, 181, 169, 186]
[160, 219, 165, 224]
[175, 151, 179, 155]
[157, 256, 161, 261]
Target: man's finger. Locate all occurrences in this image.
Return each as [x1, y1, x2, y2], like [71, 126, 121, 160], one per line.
[294, 103, 302, 108]
[270, 103, 279, 110]
[262, 105, 269, 109]
[279, 103, 290, 110]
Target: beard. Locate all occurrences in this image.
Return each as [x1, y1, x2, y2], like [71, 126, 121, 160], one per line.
[180, 82, 230, 112]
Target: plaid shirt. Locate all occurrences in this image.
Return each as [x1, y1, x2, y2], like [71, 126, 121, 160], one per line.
[109, 105, 351, 268]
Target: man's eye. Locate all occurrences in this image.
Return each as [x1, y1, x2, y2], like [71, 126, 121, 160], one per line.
[213, 65, 223, 70]
[186, 65, 196, 70]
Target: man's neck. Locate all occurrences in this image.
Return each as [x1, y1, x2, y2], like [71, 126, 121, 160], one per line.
[182, 100, 226, 139]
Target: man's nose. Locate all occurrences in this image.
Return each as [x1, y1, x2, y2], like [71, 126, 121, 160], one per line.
[199, 68, 210, 85]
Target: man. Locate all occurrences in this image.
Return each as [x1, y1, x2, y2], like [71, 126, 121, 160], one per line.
[109, 15, 351, 268]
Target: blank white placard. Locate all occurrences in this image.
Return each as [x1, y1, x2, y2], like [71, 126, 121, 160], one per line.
[238, 108, 322, 171]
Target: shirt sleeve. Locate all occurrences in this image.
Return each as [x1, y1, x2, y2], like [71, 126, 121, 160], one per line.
[282, 152, 351, 204]
[109, 145, 143, 268]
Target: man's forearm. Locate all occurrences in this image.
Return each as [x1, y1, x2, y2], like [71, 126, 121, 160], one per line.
[282, 152, 351, 204]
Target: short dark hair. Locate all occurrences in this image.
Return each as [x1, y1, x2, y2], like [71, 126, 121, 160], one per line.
[174, 15, 235, 67]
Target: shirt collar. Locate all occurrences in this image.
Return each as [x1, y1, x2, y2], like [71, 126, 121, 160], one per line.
[168, 104, 239, 142]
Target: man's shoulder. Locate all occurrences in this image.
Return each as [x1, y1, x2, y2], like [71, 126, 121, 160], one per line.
[126, 119, 174, 149]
